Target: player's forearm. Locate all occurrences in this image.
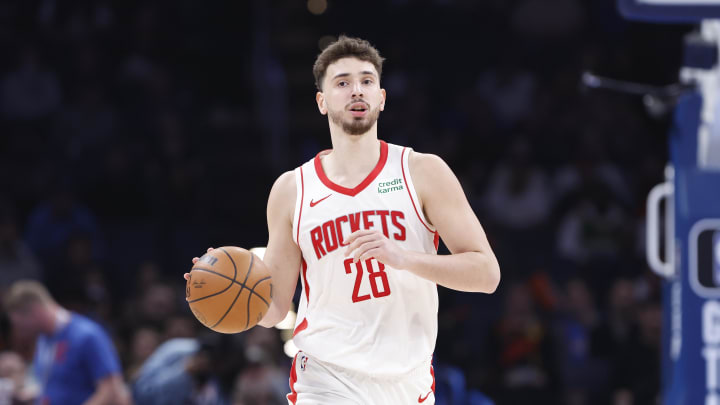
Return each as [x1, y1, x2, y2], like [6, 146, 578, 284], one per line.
[400, 250, 500, 293]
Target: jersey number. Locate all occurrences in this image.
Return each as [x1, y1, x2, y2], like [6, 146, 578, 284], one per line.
[343, 258, 391, 303]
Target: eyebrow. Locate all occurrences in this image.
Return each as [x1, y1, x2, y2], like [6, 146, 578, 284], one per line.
[332, 71, 377, 80]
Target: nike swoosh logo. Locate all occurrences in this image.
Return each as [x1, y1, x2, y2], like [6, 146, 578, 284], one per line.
[418, 391, 432, 403]
[309, 194, 332, 207]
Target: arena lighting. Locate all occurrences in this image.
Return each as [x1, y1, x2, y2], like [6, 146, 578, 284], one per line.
[284, 339, 300, 358]
[307, 0, 328, 15]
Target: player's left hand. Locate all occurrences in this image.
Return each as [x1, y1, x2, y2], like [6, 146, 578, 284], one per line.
[343, 229, 407, 269]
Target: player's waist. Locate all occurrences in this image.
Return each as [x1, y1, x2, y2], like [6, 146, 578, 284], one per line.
[295, 349, 434, 381]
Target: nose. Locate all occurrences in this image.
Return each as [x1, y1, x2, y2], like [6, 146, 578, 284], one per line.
[351, 81, 363, 98]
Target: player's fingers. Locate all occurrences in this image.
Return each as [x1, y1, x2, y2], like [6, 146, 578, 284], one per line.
[184, 273, 191, 280]
[353, 241, 383, 263]
[207, 247, 214, 252]
[344, 234, 379, 257]
[192, 257, 199, 263]
[343, 230, 374, 245]
[358, 247, 382, 264]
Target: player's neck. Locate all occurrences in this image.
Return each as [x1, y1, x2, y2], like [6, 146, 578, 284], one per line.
[325, 130, 381, 179]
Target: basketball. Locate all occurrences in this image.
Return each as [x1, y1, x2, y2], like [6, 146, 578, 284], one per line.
[186, 246, 273, 334]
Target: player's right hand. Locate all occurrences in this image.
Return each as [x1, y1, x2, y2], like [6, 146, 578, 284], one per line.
[185, 247, 215, 280]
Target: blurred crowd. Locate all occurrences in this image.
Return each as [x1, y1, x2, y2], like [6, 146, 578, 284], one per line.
[0, 0, 692, 404]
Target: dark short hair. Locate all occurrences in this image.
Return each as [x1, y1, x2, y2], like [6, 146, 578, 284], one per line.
[312, 35, 385, 91]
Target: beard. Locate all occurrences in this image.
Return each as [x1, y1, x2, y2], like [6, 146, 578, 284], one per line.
[328, 103, 382, 136]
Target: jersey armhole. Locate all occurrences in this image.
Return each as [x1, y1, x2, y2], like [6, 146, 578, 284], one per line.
[401, 147, 437, 234]
[292, 166, 304, 246]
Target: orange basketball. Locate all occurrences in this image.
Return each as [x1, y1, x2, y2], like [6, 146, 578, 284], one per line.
[186, 246, 273, 334]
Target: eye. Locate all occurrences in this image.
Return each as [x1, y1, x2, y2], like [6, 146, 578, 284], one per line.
[363, 79, 373, 85]
[338, 81, 348, 87]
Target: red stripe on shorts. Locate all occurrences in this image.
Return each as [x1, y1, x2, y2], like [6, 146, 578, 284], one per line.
[287, 353, 299, 404]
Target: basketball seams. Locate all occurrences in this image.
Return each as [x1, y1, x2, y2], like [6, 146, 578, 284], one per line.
[214, 251, 255, 331]
[188, 267, 267, 302]
[188, 248, 272, 333]
[245, 276, 272, 329]
[219, 247, 239, 282]
[210, 283, 245, 329]
[248, 276, 272, 307]
[187, 250, 236, 303]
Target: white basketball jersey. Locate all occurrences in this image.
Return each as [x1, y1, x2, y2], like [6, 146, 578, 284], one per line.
[291, 141, 439, 376]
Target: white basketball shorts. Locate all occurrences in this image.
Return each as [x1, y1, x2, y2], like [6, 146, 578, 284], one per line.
[287, 351, 435, 405]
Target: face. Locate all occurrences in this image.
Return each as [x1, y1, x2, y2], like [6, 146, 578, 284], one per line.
[8, 304, 47, 337]
[317, 57, 386, 136]
[0, 351, 26, 387]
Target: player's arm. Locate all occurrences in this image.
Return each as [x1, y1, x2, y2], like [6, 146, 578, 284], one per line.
[344, 152, 500, 293]
[82, 374, 132, 405]
[257, 170, 302, 327]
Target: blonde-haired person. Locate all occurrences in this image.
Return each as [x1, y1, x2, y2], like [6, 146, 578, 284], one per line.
[5, 280, 132, 405]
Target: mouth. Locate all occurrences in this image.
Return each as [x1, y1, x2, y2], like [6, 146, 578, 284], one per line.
[348, 102, 369, 117]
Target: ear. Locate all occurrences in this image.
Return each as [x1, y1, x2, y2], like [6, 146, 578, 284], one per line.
[380, 88, 386, 111]
[316, 92, 328, 115]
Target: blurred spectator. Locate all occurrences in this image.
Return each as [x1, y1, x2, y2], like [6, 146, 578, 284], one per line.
[232, 327, 286, 405]
[0, 46, 61, 120]
[555, 179, 632, 267]
[0, 351, 36, 405]
[476, 61, 537, 129]
[135, 282, 180, 326]
[482, 138, 555, 271]
[163, 315, 198, 340]
[132, 333, 246, 405]
[233, 366, 286, 405]
[23, 186, 104, 276]
[4, 280, 131, 405]
[511, 0, 585, 40]
[483, 283, 559, 405]
[483, 138, 554, 230]
[53, 82, 116, 163]
[591, 278, 638, 360]
[126, 326, 161, 380]
[553, 278, 609, 405]
[0, 203, 41, 289]
[611, 301, 661, 405]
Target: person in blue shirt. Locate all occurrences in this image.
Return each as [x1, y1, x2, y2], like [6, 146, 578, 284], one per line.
[4, 280, 131, 405]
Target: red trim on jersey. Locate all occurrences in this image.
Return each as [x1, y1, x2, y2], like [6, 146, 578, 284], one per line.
[400, 147, 436, 235]
[300, 258, 309, 301]
[313, 140, 389, 197]
[296, 167, 305, 244]
[287, 353, 298, 404]
[293, 258, 310, 338]
[431, 363, 436, 393]
[433, 231, 440, 251]
[293, 318, 308, 337]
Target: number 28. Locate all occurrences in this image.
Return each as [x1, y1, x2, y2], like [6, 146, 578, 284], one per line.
[344, 258, 391, 303]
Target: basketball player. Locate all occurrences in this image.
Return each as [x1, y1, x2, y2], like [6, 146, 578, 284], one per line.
[191, 36, 500, 404]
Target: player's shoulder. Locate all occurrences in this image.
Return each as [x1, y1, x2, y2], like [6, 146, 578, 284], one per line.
[408, 150, 451, 178]
[268, 170, 297, 218]
[273, 170, 297, 192]
[67, 313, 110, 340]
